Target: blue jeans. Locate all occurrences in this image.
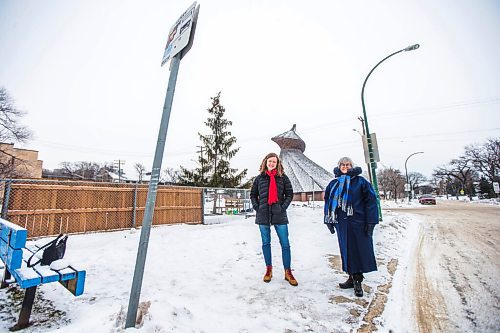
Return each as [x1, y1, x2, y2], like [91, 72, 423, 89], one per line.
[259, 224, 291, 269]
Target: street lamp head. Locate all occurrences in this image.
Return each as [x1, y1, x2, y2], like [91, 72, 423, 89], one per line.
[353, 128, 362, 136]
[404, 44, 420, 51]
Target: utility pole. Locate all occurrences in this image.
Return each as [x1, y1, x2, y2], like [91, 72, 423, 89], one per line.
[114, 160, 126, 183]
[357, 116, 365, 135]
[357, 116, 372, 183]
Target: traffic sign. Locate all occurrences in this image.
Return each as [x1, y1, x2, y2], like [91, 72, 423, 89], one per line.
[127, 3, 200, 328]
[362, 133, 380, 164]
[161, 2, 198, 66]
[493, 182, 500, 194]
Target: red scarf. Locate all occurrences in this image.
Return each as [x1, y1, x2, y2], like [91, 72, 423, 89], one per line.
[266, 169, 278, 205]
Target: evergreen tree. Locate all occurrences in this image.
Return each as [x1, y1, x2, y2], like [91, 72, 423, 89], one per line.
[178, 92, 247, 187]
[178, 163, 209, 186]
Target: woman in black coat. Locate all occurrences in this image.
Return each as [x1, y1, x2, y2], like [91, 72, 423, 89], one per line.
[250, 152, 297, 286]
[324, 157, 378, 297]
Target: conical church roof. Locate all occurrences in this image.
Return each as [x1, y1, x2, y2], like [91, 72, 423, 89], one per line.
[272, 125, 333, 193]
[271, 124, 305, 152]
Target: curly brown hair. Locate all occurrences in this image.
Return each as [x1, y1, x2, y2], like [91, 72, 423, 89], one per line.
[259, 152, 284, 176]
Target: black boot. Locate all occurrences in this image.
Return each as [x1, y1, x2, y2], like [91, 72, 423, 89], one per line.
[339, 275, 354, 289]
[353, 273, 363, 297]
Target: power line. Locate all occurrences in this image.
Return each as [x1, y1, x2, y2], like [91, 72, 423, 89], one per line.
[290, 96, 500, 134]
[304, 127, 499, 153]
[381, 127, 500, 140]
[33, 97, 500, 163]
[373, 97, 500, 120]
[36, 140, 197, 158]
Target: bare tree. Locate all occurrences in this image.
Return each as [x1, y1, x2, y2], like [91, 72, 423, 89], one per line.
[77, 161, 100, 179]
[0, 149, 19, 178]
[433, 157, 478, 199]
[161, 167, 180, 184]
[408, 171, 426, 196]
[0, 87, 33, 178]
[44, 161, 119, 181]
[59, 161, 101, 180]
[134, 163, 146, 183]
[0, 87, 32, 143]
[465, 138, 500, 183]
[377, 167, 405, 201]
[60, 161, 90, 179]
[47, 160, 131, 182]
[60, 161, 82, 179]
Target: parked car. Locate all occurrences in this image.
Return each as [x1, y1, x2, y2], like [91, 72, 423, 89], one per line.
[418, 194, 436, 205]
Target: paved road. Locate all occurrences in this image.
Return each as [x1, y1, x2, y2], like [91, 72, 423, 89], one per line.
[390, 200, 500, 332]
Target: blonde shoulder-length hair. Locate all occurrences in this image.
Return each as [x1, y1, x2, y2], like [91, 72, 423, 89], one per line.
[259, 152, 285, 176]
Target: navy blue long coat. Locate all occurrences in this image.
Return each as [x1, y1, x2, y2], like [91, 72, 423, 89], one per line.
[324, 167, 378, 274]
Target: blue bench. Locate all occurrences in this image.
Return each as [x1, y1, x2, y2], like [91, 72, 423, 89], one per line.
[0, 218, 86, 331]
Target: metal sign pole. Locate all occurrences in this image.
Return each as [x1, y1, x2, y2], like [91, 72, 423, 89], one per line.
[125, 54, 181, 328]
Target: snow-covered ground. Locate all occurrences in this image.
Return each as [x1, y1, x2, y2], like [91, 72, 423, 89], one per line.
[0, 199, 493, 332]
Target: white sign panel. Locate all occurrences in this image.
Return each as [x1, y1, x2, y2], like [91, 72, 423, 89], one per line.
[362, 133, 380, 164]
[493, 182, 500, 193]
[161, 2, 197, 66]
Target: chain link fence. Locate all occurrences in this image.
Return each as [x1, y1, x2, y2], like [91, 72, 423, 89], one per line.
[0, 179, 203, 238]
[202, 188, 254, 223]
[0, 179, 260, 236]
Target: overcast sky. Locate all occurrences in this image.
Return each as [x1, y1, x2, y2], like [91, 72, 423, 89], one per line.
[1, 0, 499, 181]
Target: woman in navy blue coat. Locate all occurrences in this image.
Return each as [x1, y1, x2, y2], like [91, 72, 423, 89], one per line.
[324, 157, 378, 297]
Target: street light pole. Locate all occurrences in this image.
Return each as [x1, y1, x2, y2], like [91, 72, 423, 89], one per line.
[311, 175, 315, 210]
[361, 43, 420, 220]
[405, 151, 424, 202]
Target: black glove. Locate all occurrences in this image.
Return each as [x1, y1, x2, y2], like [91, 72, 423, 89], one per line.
[364, 223, 376, 236]
[326, 223, 336, 234]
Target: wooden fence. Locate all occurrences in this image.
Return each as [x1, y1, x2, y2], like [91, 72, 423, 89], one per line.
[2, 180, 203, 238]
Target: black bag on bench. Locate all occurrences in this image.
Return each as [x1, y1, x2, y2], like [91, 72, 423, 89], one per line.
[27, 234, 68, 267]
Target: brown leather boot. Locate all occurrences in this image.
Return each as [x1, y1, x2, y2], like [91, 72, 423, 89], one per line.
[263, 265, 272, 283]
[339, 275, 354, 289]
[285, 269, 298, 286]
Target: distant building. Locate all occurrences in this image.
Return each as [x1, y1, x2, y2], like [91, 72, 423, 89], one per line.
[0, 142, 43, 179]
[42, 168, 84, 180]
[272, 125, 333, 202]
[104, 171, 128, 183]
[43, 168, 128, 183]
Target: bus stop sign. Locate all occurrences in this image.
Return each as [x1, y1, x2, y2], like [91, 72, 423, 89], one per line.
[161, 2, 198, 66]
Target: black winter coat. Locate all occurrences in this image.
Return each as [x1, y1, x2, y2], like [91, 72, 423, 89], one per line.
[250, 173, 293, 225]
